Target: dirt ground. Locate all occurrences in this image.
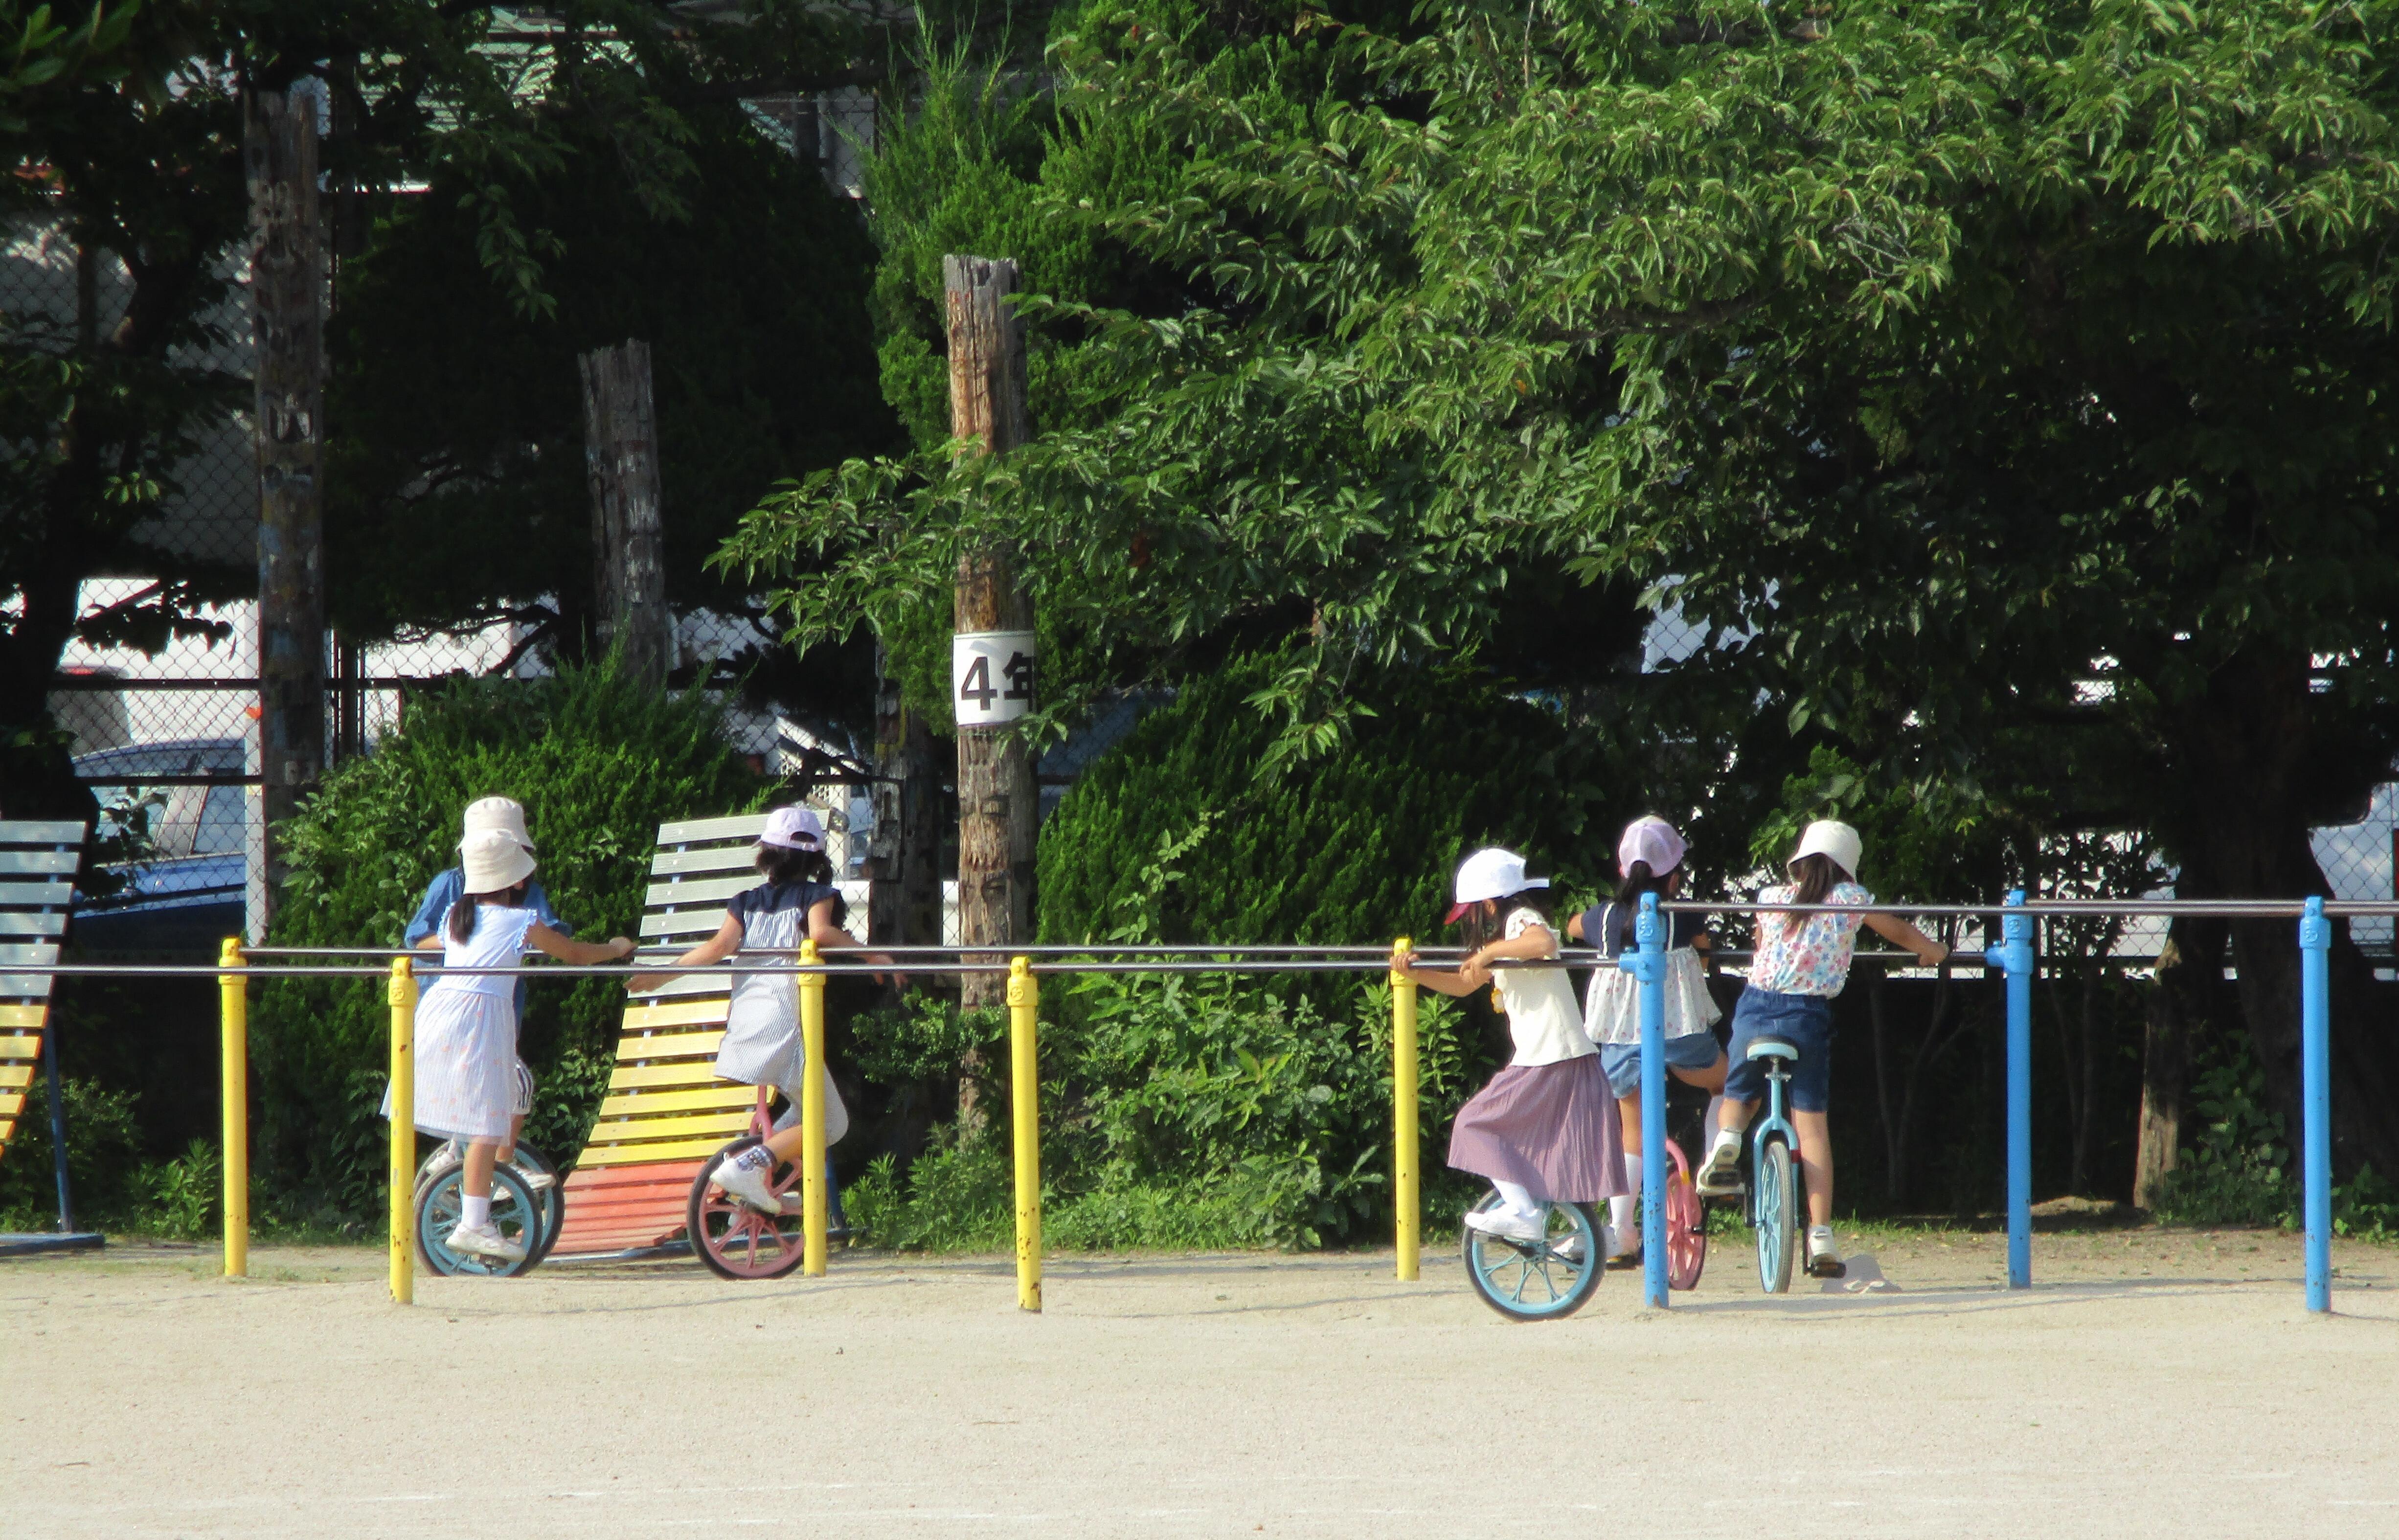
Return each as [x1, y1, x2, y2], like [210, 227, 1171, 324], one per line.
[7, 1226, 2397, 1539]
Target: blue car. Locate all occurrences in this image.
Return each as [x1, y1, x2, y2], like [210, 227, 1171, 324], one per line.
[69, 738, 247, 954]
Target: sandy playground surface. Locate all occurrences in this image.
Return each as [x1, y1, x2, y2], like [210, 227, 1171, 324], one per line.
[7, 1226, 2398, 1538]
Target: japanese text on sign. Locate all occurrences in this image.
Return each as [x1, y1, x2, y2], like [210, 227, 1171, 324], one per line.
[952, 630, 1037, 726]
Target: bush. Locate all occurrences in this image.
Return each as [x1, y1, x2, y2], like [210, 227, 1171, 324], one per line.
[2154, 1042, 2297, 1228]
[1037, 659, 1607, 948]
[251, 657, 767, 1224]
[0, 1075, 141, 1230]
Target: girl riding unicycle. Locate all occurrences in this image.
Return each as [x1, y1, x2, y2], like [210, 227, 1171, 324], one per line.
[1693, 819, 1947, 1285]
[1396, 848, 1627, 1321]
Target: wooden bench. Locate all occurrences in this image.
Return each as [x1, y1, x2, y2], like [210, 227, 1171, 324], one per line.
[0, 820, 79, 1177]
[547, 815, 784, 1259]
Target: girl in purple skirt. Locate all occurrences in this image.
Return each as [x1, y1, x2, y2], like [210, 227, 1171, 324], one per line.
[1397, 848, 1629, 1245]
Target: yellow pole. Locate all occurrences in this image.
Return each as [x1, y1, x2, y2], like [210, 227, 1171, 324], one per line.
[218, 937, 248, 1279]
[1007, 955, 1041, 1312]
[799, 938, 828, 1277]
[1392, 937, 1419, 1282]
[387, 955, 415, 1306]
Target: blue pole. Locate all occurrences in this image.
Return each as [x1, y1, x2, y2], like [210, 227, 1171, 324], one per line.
[2301, 896, 2331, 1314]
[1632, 893, 1669, 1308]
[1984, 890, 2033, 1290]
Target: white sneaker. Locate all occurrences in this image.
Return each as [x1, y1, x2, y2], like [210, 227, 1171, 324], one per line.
[446, 1221, 526, 1264]
[711, 1155, 784, 1214]
[1554, 1230, 1588, 1265]
[1694, 1131, 1744, 1195]
[1464, 1205, 1546, 1242]
[1807, 1225, 1846, 1278]
[505, 1159, 555, 1193]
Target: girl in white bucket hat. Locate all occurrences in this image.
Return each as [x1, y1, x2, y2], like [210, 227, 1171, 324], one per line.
[385, 829, 636, 1263]
[1395, 848, 1628, 1245]
[402, 796, 579, 1193]
[1691, 819, 1948, 1278]
[1566, 815, 1725, 1267]
[628, 805, 898, 1218]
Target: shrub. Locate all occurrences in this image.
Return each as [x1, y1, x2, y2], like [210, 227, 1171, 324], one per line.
[1037, 659, 1608, 948]
[251, 657, 766, 1223]
[0, 1075, 141, 1230]
[2154, 1042, 2297, 1228]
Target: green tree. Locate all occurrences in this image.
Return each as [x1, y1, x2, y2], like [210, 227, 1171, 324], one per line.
[725, 0, 2399, 1179]
[1, 1, 867, 816]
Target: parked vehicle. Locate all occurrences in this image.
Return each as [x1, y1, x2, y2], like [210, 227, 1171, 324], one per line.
[69, 739, 245, 953]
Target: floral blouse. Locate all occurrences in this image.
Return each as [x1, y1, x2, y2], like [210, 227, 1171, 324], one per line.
[1747, 882, 1872, 997]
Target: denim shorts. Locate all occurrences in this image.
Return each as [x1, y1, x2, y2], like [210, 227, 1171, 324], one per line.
[1599, 1031, 1725, 1099]
[1722, 987, 1836, 1113]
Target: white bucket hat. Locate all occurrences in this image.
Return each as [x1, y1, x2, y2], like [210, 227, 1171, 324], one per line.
[760, 806, 826, 852]
[1446, 847, 1548, 923]
[459, 827, 538, 895]
[1617, 815, 1687, 880]
[1790, 819, 1863, 881]
[461, 796, 535, 852]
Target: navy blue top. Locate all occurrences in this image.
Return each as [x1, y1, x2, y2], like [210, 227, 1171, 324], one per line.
[1579, 900, 1707, 960]
[727, 880, 843, 938]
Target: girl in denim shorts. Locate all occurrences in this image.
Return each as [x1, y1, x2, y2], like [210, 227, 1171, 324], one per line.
[1692, 820, 1947, 1277]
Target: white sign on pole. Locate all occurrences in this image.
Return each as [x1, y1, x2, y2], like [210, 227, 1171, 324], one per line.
[952, 630, 1037, 727]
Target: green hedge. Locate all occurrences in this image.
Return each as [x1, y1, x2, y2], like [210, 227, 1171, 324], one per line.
[1038, 661, 1607, 947]
[251, 659, 766, 1223]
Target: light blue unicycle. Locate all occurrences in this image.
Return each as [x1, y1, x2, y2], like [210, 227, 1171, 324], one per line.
[1743, 1036, 1805, 1293]
[1461, 1193, 1605, 1321]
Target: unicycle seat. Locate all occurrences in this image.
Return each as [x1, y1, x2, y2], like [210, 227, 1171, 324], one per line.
[1744, 1036, 1799, 1063]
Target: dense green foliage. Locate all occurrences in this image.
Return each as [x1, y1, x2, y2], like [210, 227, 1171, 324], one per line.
[250, 659, 765, 1223]
[1038, 661, 1613, 946]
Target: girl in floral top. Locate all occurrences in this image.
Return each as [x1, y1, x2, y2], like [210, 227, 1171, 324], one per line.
[1692, 820, 1947, 1276]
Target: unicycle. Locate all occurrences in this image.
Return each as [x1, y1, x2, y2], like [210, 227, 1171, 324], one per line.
[416, 1138, 563, 1265]
[1663, 1137, 1707, 1291]
[1460, 1192, 1605, 1321]
[1744, 1036, 1805, 1293]
[415, 1158, 546, 1277]
[688, 1087, 810, 1280]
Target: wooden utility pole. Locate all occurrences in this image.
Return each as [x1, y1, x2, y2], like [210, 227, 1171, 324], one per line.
[578, 340, 671, 688]
[943, 255, 1037, 1048]
[249, 90, 325, 923]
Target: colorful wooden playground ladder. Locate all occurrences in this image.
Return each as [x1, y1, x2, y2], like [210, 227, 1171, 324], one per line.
[0, 821, 79, 1183]
[546, 814, 777, 1260]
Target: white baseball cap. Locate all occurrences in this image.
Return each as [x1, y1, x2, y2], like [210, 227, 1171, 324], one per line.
[1617, 815, 1687, 880]
[1791, 819, 1863, 880]
[760, 806, 826, 852]
[1446, 847, 1548, 923]
[461, 796, 535, 852]
[460, 827, 538, 894]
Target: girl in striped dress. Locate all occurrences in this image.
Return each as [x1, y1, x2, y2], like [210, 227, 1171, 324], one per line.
[397, 828, 635, 1263]
[1396, 847, 1628, 1243]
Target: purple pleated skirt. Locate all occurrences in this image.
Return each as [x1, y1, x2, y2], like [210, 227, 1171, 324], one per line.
[1446, 1054, 1629, 1204]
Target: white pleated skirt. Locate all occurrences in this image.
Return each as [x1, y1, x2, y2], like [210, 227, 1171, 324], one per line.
[383, 984, 518, 1140]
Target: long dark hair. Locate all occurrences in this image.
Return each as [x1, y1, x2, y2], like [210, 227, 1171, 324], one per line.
[1788, 852, 1850, 908]
[1608, 861, 1682, 951]
[447, 881, 530, 943]
[757, 844, 845, 927]
[1457, 886, 1556, 950]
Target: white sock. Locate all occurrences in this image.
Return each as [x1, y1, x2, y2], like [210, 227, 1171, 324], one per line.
[461, 1195, 491, 1229]
[1492, 1180, 1541, 1220]
[1608, 1194, 1635, 1238]
[1705, 1095, 1725, 1140]
[734, 1146, 773, 1173]
[1625, 1151, 1644, 1195]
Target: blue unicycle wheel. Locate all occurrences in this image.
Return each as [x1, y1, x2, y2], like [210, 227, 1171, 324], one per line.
[1753, 1135, 1800, 1294]
[416, 1162, 544, 1278]
[1460, 1193, 1605, 1322]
